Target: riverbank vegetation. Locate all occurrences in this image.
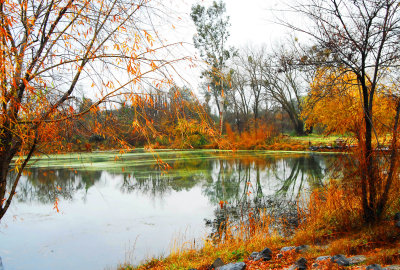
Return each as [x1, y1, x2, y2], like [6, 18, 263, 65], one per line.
[1, 0, 400, 269]
[120, 178, 400, 269]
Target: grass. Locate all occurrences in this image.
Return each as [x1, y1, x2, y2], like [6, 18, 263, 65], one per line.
[289, 134, 346, 144]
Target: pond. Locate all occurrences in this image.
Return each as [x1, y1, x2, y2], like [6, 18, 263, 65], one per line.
[0, 150, 339, 270]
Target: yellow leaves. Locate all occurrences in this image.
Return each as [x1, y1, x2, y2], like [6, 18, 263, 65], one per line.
[53, 198, 60, 213]
[143, 30, 154, 46]
[132, 120, 140, 128]
[105, 81, 114, 89]
[150, 61, 157, 70]
[219, 200, 227, 209]
[0, 198, 5, 207]
[304, 68, 396, 136]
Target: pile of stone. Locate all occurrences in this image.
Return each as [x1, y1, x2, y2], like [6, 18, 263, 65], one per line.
[189, 244, 400, 270]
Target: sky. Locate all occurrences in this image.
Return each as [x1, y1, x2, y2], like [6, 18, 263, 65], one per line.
[174, 0, 299, 47]
[161, 0, 308, 91]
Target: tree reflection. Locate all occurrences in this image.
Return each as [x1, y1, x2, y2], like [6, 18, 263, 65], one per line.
[8, 152, 337, 234]
[9, 169, 102, 203]
[203, 154, 336, 237]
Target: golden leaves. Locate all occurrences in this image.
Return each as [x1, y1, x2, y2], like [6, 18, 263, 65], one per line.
[304, 68, 396, 137]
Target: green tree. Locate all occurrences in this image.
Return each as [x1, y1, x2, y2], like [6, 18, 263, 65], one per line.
[191, 0, 235, 134]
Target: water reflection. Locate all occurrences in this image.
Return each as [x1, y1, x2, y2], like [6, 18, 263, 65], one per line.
[12, 152, 334, 206]
[3, 151, 338, 270]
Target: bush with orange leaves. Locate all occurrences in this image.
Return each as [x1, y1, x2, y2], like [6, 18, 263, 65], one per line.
[225, 123, 279, 150]
[294, 180, 364, 244]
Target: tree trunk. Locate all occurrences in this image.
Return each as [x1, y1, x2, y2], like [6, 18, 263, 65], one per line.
[295, 120, 306, 136]
[362, 109, 376, 223]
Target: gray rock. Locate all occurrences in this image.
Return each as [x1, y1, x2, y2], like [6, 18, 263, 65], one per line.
[331, 254, 350, 266]
[286, 258, 308, 270]
[253, 247, 272, 261]
[210, 258, 225, 269]
[367, 264, 383, 270]
[249, 252, 259, 260]
[396, 220, 400, 228]
[295, 257, 307, 270]
[277, 253, 283, 259]
[312, 263, 319, 268]
[315, 256, 331, 261]
[394, 212, 400, 221]
[216, 262, 246, 270]
[260, 247, 272, 257]
[383, 265, 400, 270]
[280, 246, 296, 252]
[295, 245, 309, 253]
[348, 255, 367, 265]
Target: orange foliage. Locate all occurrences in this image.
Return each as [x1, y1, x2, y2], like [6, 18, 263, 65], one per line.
[303, 68, 396, 137]
[225, 123, 279, 150]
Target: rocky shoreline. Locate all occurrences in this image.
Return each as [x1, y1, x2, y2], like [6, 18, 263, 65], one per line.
[189, 244, 400, 270]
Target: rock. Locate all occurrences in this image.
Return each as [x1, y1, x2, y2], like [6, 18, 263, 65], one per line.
[216, 262, 246, 270]
[260, 247, 272, 257]
[315, 256, 331, 261]
[331, 254, 350, 266]
[253, 247, 272, 261]
[384, 265, 400, 270]
[348, 255, 367, 265]
[295, 245, 309, 253]
[295, 257, 308, 270]
[366, 264, 383, 270]
[280, 246, 296, 252]
[286, 258, 308, 270]
[312, 263, 319, 268]
[210, 258, 225, 269]
[396, 220, 400, 228]
[249, 252, 259, 260]
[394, 212, 400, 221]
[277, 253, 283, 259]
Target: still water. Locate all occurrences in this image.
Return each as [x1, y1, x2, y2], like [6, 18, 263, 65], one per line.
[0, 150, 338, 270]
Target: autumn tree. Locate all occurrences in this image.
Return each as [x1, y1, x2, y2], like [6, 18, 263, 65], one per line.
[286, 0, 400, 222]
[191, 0, 235, 134]
[304, 69, 395, 138]
[0, 0, 187, 220]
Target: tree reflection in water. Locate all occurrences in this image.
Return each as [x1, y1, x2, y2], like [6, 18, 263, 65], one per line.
[9, 152, 338, 236]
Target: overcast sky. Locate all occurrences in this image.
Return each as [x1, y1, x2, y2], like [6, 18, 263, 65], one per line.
[174, 0, 300, 47]
[161, 0, 305, 91]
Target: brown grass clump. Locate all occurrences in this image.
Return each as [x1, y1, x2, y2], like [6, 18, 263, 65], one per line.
[293, 178, 400, 258]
